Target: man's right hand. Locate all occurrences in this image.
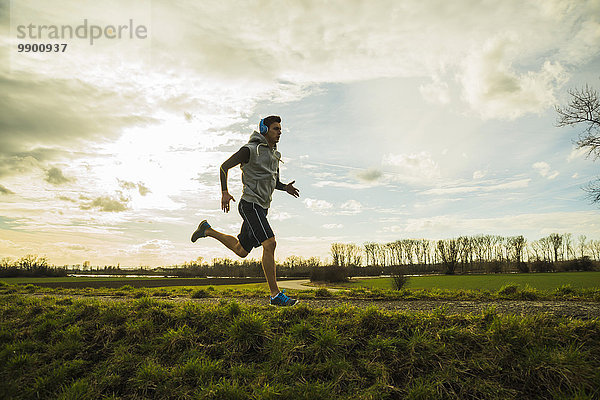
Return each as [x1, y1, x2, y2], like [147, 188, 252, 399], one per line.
[221, 191, 235, 213]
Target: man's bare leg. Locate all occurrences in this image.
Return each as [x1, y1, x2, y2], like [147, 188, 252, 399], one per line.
[205, 227, 249, 258]
[261, 237, 280, 297]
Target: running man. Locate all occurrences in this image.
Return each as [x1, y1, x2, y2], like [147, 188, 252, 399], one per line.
[191, 115, 300, 306]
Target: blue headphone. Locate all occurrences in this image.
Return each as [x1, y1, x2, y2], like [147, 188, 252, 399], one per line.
[259, 118, 268, 135]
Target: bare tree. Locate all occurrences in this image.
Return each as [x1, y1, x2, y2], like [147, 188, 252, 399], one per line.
[549, 233, 563, 263]
[437, 239, 458, 274]
[589, 240, 600, 261]
[364, 242, 377, 266]
[508, 235, 527, 263]
[556, 83, 600, 203]
[387, 241, 402, 265]
[562, 233, 574, 261]
[285, 255, 302, 269]
[330, 243, 344, 266]
[577, 235, 588, 259]
[345, 243, 362, 266]
[1, 257, 13, 268]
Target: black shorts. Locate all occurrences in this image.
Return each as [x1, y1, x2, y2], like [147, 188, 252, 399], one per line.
[237, 199, 274, 253]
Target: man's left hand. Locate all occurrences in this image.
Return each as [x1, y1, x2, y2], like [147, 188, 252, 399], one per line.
[286, 181, 300, 198]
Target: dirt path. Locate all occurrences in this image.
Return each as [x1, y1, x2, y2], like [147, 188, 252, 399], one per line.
[19, 293, 600, 319]
[278, 279, 341, 292]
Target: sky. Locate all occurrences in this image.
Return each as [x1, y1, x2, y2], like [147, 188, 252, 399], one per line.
[1, 0, 600, 267]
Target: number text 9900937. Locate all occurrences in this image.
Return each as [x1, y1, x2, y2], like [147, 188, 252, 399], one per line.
[18, 43, 67, 52]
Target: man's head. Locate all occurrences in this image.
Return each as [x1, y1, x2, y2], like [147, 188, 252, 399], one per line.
[262, 115, 282, 147]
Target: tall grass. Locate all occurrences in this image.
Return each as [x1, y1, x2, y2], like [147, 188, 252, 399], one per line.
[1, 294, 599, 399]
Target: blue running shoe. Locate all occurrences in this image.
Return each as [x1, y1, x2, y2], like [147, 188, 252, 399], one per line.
[191, 220, 211, 242]
[269, 289, 297, 307]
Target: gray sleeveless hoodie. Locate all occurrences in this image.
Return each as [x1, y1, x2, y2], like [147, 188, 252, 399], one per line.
[240, 131, 282, 209]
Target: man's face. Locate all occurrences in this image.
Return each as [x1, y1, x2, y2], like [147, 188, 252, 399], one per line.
[265, 122, 282, 146]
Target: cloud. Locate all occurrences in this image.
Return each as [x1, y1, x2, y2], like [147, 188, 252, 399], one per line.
[270, 211, 292, 221]
[119, 179, 151, 196]
[138, 239, 174, 251]
[0, 72, 156, 159]
[80, 195, 129, 212]
[0, 184, 14, 195]
[143, 0, 599, 91]
[533, 162, 559, 180]
[473, 170, 487, 179]
[355, 168, 383, 182]
[303, 198, 333, 215]
[313, 180, 375, 189]
[137, 183, 151, 196]
[323, 223, 343, 229]
[567, 147, 589, 162]
[303, 198, 362, 216]
[340, 200, 363, 215]
[58, 196, 77, 202]
[423, 178, 530, 195]
[0, 154, 42, 178]
[459, 35, 568, 119]
[382, 152, 441, 184]
[398, 211, 600, 238]
[419, 77, 450, 104]
[45, 167, 71, 185]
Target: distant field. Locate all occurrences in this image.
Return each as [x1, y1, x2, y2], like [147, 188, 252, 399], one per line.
[3, 272, 600, 292]
[345, 272, 600, 291]
[0, 276, 269, 289]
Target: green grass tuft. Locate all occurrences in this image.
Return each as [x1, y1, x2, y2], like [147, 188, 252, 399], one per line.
[497, 283, 520, 296]
[314, 287, 332, 297]
[191, 288, 210, 298]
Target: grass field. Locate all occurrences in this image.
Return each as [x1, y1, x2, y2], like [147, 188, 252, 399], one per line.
[2, 272, 600, 302]
[345, 272, 600, 291]
[0, 276, 271, 291]
[0, 276, 266, 285]
[1, 294, 599, 399]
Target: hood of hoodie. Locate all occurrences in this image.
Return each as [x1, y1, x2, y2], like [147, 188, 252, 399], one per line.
[248, 130, 276, 150]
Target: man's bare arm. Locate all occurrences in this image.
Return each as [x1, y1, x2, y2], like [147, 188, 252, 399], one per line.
[220, 147, 250, 212]
[220, 147, 250, 192]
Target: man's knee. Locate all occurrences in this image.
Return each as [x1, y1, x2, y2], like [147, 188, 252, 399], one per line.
[262, 237, 276, 252]
[235, 243, 249, 258]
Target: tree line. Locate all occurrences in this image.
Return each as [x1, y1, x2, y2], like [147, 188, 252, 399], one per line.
[2, 232, 598, 279]
[0, 255, 67, 277]
[331, 233, 600, 274]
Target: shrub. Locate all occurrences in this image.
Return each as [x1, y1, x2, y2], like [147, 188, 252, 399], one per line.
[516, 262, 529, 273]
[575, 256, 595, 271]
[310, 266, 348, 283]
[531, 260, 553, 273]
[391, 273, 409, 290]
[487, 261, 503, 274]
